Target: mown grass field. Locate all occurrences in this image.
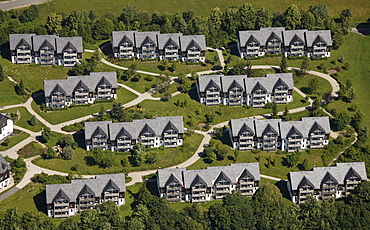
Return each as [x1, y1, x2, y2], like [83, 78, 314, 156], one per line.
[33, 132, 203, 175]
[1, 107, 45, 132]
[31, 87, 136, 125]
[35, 0, 370, 23]
[138, 90, 309, 130]
[0, 130, 30, 151]
[0, 78, 27, 107]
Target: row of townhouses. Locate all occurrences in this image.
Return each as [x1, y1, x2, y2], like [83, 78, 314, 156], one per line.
[46, 174, 126, 218]
[238, 27, 332, 58]
[84, 116, 184, 152]
[9, 34, 83, 67]
[197, 73, 294, 107]
[288, 162, 368, 204]
[43, 72, 117, 108]
[157, 163, 260, 203]
[112, 31, 206, 62]
[0, 154, 11, 189]
[229, 117, 331, 152]
[0, 114, 13, 142]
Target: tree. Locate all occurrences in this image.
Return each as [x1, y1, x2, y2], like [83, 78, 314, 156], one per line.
[172, 12, 188, 34]
[300, 56, 310, 75]
[41, 127, 52, 143]
[111, 102, 125, 121]
[283, 5, 301, 30]
[308, 78, 319, 94]
[308, 4, 330, 27]
[132, 143, 146, 166]
[19, 5, 39, 23]
[301, 158, 310, 170]
[15, 79, 26, 95]
[208, 7, 223, 33]
[60, 146, 73, 160]
[233, 149, 239, 162]
[227, 62, 246, 75]
[42, 147, 56, 159]
[280, 55, 288, 73]
[284, 150, 301, 167]
[253, 183, 282, 204]
[121, 156, 130, 167]
[93, 18, 114, 40]
[171, 62, 177, 72]
[335, 111, 351, 130]
[57, 135, 77, 149]
[351, 110, 364, 131]
[0, 64, 5, 81]
[177, 74, 192, 92]
[2, 208, 21, 229]
[238, 3, 257, 30]
[300, 10, 315, 30]
[271, 103, 278, 118]
[255, 7, 272, 28]
[340, 9, 353, 31]
[205, 114, 214, 124]
[29, 114, 37, 126]
[46, 13, 63, 35]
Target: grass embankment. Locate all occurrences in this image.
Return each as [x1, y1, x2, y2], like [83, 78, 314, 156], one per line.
[31, 87, 137, 125]
[0, 107, 45, 132]
[0, 130, 30, 151]
[33, 132, 203, 175]
[138, 90, 309, 130]
[0, 78, 26, 107]
[187, 134, 355, 179]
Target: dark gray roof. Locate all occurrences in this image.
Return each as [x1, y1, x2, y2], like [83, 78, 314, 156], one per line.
[230, 118, 256, 137]
[32, 35, 58, 51]
[239, 27, 285, 47]
[283, 30, 307, 47]
[134, 31, 160, 48]
[180, 35, 206, 52]
[157, 168, 185, 188]
[84, 121, 112, 140]
[109, 116, 184, 141]
[112, 31, 137, 48]
[9, 34, 35, 50]
[157, 33, 182, 50]
[306, 30, 332, 47]
[198, 74, 293, 94]
[289, 162, 367, 190]
[0, 114, 10, 130]
[198, 75, 223, 92]
[56, 37, 83, 53]
[182, 163, 260, 189]
[0, 154, 10, 174]
[254, 119, 281, 137]
[46, 174, 126, 204]
[44, 72, 117, 97]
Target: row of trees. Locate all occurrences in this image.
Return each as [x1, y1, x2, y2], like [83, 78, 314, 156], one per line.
[0, 3, 351, 48]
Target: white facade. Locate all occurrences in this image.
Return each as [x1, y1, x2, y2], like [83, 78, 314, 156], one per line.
[0, 116, 13, 142]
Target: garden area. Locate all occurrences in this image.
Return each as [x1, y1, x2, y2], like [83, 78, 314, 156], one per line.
[0, 130, 30, 151]
[33, 132, 203, 175]
[0, 107, 45, 132]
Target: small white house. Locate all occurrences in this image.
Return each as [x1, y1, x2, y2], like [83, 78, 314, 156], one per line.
[0, 114, 13, 142]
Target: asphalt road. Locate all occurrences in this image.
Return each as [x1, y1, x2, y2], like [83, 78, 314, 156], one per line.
[0, 0, 48, 11]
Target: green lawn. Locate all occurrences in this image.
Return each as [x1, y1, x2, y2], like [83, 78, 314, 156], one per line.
[294, 74, 333, 99]
[35, 0, 369, 23]
[115, 87, 138, 105]
[33, 132, 203, 175]
[0, 130, 30, 151]
[327, 33, 370, 129]
[138, 90, 309, 130]
[0, 183, 48, 219]
[0, 78, 27, 107]
[17, 141, 46, 158]
[0, 57, 68, 94]
[110, 58, 210, 76]
[122, 76, 159, 94]
[1, 107, 45, 132]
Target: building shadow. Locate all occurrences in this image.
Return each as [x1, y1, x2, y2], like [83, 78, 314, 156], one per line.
[33, 189, 47, 215]
[275, 180, 291, 200]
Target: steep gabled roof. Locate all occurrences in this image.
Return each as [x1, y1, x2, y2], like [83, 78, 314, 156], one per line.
[117, 127, 132, 139]
[97, 76, 112, 88]
[56, 37, 83, 53]
[266, 32, 282, 43]
[321, 171, 339, 185]
[344, 167, 362, 181]
[238, 168, 255, 181]
[273, 78, 289, 90]
[180, 35, 206, 52]
[282, 30, 307, 47]
[309, 121, 325, 134]
[228, 80, 243, 92]
[78, 184, 95, 197]
[251, 82, 267, 93]
[16, 38, 31, 49]
[139, 123, 156, 136]
[163, 121, 179, 133]
[190, 174, 207, 188]
[119, 35, 134, 46]
[186, 39, 201, 51]
[164, 37, 179, 49]
[238, 123, 254, 136]
[262, 124, 278, 136]
[215, 171, 231, 184]
[205, 79, 221, 91]
[32, 35, 57, 51]
[73, 80, 89, 92]
[198, 75, 223, 92]
[50, 84, 66, 97]
[287, 126, 303, 138]
[52, 189, 70, 202]
[305, 30, 332, 47]
[0, 154, 10, 174]
[298, 176, 314, 189]
[141, 35, 156, 47]
[246, 35, 260, 46]
[84, 121, 111, 141]
[134, 31, 159, 48]
[9, 34, 35, 50]
[313, 35, 327, 46]
[103, 179, 120, 192]
[92, 126, 107, 139]
[112, 31, 137, 48]
[165, 173, 182, 187]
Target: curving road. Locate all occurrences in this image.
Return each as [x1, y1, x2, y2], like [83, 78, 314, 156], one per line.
[0, 0, 48, 10]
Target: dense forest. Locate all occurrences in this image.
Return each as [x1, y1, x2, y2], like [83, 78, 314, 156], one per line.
[1, 181, 369, 229]
[0, 3, 351, 48]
